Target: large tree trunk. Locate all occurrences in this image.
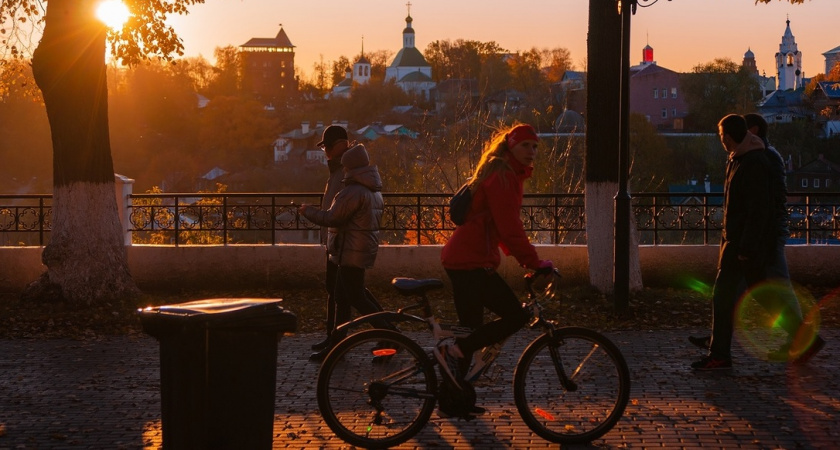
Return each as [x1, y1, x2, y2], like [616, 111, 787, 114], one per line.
[26, 0, 137, 304]
[585, 1, 642, 294]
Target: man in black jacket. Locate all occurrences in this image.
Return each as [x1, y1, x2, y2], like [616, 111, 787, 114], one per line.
[692, 114, 774, 370]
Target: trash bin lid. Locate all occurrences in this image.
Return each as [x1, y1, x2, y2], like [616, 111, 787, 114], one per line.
[139, 298, 297, 334]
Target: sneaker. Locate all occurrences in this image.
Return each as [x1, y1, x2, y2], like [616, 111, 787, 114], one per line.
[436, 408, 477, 420]
[691, 355, 732, 371]
[688, 335, 711, 350]
[792, 336, 825, 366]
[311, 337, 332, 352]
[468, 405, 486, 416]
[434, 342, 463, 390]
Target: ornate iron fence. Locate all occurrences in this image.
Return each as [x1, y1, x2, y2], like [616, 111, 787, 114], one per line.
[1, 192, 838, 247]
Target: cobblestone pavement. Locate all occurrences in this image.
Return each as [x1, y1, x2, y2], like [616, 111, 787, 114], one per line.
[0, 329, 837, 449]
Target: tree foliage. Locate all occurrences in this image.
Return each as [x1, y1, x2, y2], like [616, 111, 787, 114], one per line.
[680, 58, 762, 132]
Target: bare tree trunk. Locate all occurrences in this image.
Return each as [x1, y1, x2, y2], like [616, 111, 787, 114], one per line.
[26, 0, 137, 304]
[586, 0, 642, 293]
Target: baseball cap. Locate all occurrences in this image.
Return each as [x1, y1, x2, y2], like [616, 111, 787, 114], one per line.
[317, 125, 349, 148]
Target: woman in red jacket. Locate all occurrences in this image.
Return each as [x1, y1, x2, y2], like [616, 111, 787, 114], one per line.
[437, 123, 553, 411]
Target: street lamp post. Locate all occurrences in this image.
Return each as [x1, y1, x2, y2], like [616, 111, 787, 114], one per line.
[614, 0, 633, 314]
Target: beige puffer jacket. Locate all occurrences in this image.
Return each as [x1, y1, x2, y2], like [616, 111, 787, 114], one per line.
[302, 145, 384, 268]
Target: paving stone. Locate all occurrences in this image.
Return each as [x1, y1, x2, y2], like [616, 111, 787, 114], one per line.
[0, 329, 836, 449]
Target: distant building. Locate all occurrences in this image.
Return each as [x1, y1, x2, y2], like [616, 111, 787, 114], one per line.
[823, 45, 840, 74]
[240, 26, 297, 107]
[810, 81, 840, 137]
[628, 44, 689, 130]
[775, 18, 804, 91]
[431, 78, 479, 115]
[789, 154, 840, 192]
[385, 5, 435, 100]
[757, 88, 809, 124]
[742, 48, 776, 97]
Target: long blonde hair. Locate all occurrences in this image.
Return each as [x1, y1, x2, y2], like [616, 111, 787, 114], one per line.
[468, 124, 521, 189]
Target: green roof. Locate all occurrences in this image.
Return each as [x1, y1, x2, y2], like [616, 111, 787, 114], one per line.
[390, 47, 429, 68]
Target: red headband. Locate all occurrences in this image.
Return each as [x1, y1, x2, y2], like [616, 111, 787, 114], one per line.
[506, 124, 539, 149]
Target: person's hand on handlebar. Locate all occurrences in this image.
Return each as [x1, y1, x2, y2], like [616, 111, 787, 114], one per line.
[535, 260, 554, 276]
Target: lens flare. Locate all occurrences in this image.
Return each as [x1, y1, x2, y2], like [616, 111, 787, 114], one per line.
[734, 281, 820, 362]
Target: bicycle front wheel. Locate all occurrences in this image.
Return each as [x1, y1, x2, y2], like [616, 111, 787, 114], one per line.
[316, 329, 437, 449]
[513, 327, 630, 444]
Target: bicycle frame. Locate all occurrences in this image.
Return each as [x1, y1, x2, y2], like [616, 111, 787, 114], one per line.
[331, 270, 562, 384]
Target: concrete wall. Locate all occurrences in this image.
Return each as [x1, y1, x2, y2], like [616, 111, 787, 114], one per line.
[3, 244, 839, 293]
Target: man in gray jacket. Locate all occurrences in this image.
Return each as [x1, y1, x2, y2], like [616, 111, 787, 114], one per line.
[300, 143, 391, 361]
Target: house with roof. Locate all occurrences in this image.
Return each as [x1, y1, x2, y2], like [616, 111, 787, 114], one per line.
[551, 70, 586, 116]
[431, 79, 479, 115]
[356, 123, 419, 141]
[627, 45, 689, 130]
[668, 176, 724, 206]
[757, 88, 809, 124]
[811, 81, 840, 137]
[384, 5, 435, 100]
[824, 45, 840, 75]
[483, 89, 528, 119]
[239, 26, 297, 106]
[789, 154, 840, 193]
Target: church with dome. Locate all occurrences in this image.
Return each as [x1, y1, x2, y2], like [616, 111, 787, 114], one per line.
[332, 4, 435, 100]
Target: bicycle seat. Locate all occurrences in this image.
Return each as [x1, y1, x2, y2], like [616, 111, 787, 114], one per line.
[391, 277, 444, 296]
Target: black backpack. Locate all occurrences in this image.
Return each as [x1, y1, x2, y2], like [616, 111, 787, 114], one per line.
[448, 182, 473, 226]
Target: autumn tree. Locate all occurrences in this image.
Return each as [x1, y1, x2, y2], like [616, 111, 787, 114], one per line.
[680, 58, 762, 132]
[1, 0, 204, 304]
[206, 45, 241, 98]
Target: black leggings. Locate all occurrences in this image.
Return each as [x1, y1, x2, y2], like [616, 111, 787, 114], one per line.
[445, 268, 530, 356]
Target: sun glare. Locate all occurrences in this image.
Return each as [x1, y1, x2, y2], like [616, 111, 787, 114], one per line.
[96, 0, 131, 30]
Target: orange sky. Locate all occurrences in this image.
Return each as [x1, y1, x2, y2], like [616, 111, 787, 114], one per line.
[167, 0, 838, 81]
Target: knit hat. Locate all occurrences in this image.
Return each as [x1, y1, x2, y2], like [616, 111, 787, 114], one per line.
[506, 124, 539, 149]
[317, 125, 348, 148]
[341, 144, 370, 170]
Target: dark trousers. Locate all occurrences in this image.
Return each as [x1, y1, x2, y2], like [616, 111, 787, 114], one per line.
[710, 239, 805, 359]
[445, 268, 530, 358]
[323, 258, 339, 337]
[333, 265, 393, 337]
[752, 237, 803, 337]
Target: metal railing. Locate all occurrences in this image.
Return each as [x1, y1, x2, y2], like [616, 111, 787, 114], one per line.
[1, 192, 838, 247]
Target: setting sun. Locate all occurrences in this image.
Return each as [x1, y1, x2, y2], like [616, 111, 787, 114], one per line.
[95, 0, 130, 30]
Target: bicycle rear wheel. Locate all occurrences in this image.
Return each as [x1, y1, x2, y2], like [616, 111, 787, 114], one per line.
[513, 327, 630, 444]
[316, 329, 437, 449]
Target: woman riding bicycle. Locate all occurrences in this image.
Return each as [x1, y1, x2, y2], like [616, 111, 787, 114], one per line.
[437, 123, 554, 413]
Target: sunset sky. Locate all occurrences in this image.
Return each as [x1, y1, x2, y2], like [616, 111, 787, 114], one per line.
[167, 1, 839, 81]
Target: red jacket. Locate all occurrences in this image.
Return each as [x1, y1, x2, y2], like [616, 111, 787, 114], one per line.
[441, 157, 541, 271]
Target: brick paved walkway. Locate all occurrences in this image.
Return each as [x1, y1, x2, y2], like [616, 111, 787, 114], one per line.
[0, 329, 837, 449]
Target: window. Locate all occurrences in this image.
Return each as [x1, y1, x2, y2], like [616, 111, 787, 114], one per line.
[671, 87, 677, 98]
[801, 178, 808, 188]
[661, 89, 667, 98]
[661, 108, 667, 118]
[653, 89, 658, 99]
[814, 178, 820, 188]
[672, 108, 677, 118]
[827, 179, 832, 188]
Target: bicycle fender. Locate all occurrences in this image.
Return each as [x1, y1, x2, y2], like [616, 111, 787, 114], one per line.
[334, 311, 426, 334]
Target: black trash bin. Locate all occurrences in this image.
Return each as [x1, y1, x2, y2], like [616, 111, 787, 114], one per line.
[139, 298, 297, 450]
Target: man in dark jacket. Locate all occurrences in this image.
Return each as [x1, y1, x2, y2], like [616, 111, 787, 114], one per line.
[743, 113, 824, 363]
[692, 114, 774, 370]
[308, 125, 352, 356]
[300, 144, 391, 360]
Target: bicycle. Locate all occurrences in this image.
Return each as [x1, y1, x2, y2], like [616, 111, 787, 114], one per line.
[315, 269, 631, 448]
